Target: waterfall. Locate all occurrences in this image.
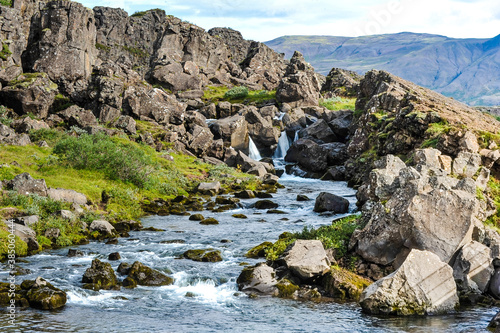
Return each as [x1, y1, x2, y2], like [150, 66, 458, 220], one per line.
[273, 131, 291, 159]
[293, 130, 299, 142]
[248, 136, 262, 161]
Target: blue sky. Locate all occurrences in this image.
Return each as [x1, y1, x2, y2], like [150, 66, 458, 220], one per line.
[79, 0, 500, 41]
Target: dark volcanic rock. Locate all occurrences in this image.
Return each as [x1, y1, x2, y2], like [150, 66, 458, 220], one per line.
[313, 192, 349, 213]
[82, 259, 119, 291]
[126, 261, 174, 286]
[285, 138, 328, 173]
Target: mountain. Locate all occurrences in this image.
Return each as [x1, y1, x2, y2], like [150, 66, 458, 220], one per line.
[265, 32, 500, 106]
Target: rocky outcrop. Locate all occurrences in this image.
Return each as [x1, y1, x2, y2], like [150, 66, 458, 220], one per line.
[321, 68, 361, 98]
[210, 115, 248, 152]
[47, 188, 87, 205]
[5, 172, 48, 196]
[360, 249, 459, 315]
[124, 261, 174, 287]
[276, 51, 322, 107]
[352, 152, 481, 266]
[23, 0, 97, 96]
[452, 241, 493, 294]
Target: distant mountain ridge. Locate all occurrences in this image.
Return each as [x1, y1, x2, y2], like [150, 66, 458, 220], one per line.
[265, 32, 500, 106]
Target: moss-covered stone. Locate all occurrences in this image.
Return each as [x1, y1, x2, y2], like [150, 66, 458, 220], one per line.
[267, 209, 287, 214]
[189, 214, 204, 221]
[321, 266, 372, 301]
[216, 196, 240, 205]
[82, 259, 119, 291]
[245, 241, 273, 258]
[254, 200, 278, 210]
[126, 261, 173, 286]
[23, 277, 67, 310]
[232, 214, 247, 219]
[200, 218, 219, 225]
[276, 279, 299, 298]
[183, 249, 222, 262]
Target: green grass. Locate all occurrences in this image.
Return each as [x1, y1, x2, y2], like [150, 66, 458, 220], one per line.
[319, 97, 356, 111]
[421, 121, 452, 148]
[478, 130, 500, 149]
[0, 221, 28, 260]
[0, 105, 13, 126]
[121, 45, 149, 59]
[0, 191, 70, 219]
[95, 43, 111, 52]
[224, 86, 249, 99]
[0, 0, 12, 7]
[486, 177, 500, 230]
[31, 216, 87, 248]
[265, 214, 361, 261]
[131, 8, 165, 17]
[203, 86, 276, 105]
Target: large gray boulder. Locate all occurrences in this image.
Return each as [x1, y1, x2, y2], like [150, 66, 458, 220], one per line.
[47, 188, 87, 205]
[280, 240, 330, 281]
[452, 241, 493, 293]
[313, 192, 349, 214]
[6, 173, 48, 197]
[89, 220, 115, 236]
[298, 119, 336, 143]
[360, 249, 459, 316]
[237, 263, 278, 296]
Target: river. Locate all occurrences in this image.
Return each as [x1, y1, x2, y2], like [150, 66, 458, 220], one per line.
[0, 158, 498, 332]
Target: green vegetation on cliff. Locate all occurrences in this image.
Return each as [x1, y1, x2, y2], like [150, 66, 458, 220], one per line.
[319, 97, 356, 111]
[203, 86, 276, 105]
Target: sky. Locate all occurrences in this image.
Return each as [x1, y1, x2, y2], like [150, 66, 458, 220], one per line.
[79, 0, 500, 41]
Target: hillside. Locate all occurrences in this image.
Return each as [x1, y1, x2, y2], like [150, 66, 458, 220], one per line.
[265, 32, 500, 106]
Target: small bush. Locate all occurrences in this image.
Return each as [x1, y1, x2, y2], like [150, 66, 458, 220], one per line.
[0, 191, 68, 218]
[53, 133, 156, 187]
[224, 86, 249, 100]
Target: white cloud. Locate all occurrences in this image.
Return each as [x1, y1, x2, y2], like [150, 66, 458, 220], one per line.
[79, 0, 500, 41]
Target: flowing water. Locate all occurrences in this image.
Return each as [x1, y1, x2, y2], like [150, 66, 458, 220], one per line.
[248, 137, 262, 161]
[1, 138, 498, 332]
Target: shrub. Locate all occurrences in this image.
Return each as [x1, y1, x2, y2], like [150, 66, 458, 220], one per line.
[0, 191, 68, 218]
[224, 86, 249, 100]
[53, 133, 156, 187]
[29, 128, 67, 146]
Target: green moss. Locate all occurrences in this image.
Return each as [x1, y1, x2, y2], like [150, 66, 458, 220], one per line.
[203, 86, 276, 105]
[0, 42, 12, 60]
[276, 279, 299, 298]
[8, 73, 50, 89]
[322, 266, 372, 301]
[121, 45, 149, 59]
[224, 86, 249, 100]
[245, 241, 273, 258]
[95, 43, 111, 52]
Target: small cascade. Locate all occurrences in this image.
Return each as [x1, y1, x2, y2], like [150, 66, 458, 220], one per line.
[293, 130, 300, 142]
[273, 131, 291, 159]
[248, 136, 262, 161]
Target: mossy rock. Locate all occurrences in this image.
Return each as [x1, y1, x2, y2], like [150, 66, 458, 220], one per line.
[126, 261, 174, 286]
[255, 192, 273, 199]
[183, 249, 222, 262]
[122, 277, 137, 289]
[0, 282, 29, 307]
[232, 214, 247, 219]
[81, 259, 119, 291]
[276, 279, 299, 298]
[189, 214, 204, 221]
[254, 200, 278, 210]
[169, 203, 186, 215]
[212, 204, 237, 212]
[23, 277, 67, 310]
[234, 190, 255, 199]
[236, 266, 254, 285]
[245, 241, 273, 258]
[215, 196, 240, 205]
[296, 195, 310, 201]
[142, 227, 165, 232]
[321, 266, 372, 301]
[200, 218, 219, 225]
[267, 209, 287, 214]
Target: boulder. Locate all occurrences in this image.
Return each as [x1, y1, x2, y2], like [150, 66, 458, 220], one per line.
[12, 117, 50, 134]
[276, 51, 322, 107]
[298, 119, 336, 143]
[187, 125, 214, 156]
[22, 277, 67, 310]
[452, 241, 493, 293]
[321, 142, 348, 165]
[12, 223, 39, 252]
[360, 249, 459, 316]
[209, 115, 248, 152]
[237, 263, 278, 296]
[67, 249, 84, 257]
[327, 110, 354, 140]
[285, 138, 328, 173]
[245, 241, 273, 258]
[321, 266, 372, 301]
[6, 173, 48, 197]
[47, 188, 87, 205]
[254, 200, 279, 210]
[182, 249, 222, 262]
[459, 131, 480, 153]
[452, 152, 481, 178]
[225, 150, 274, 174]
[82, 259, 119, 290]
[197, 181, 221, 196]
[321, 68, 361, 97]
[89, 220, 115, 237]
[313, 192, 349, 213]
[126, 261, 174, 286]
[13, 215, 39, 227]
[244, 108, 280, 153]
[280, 240, 331, 281]
[113, 115, 136, 135]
